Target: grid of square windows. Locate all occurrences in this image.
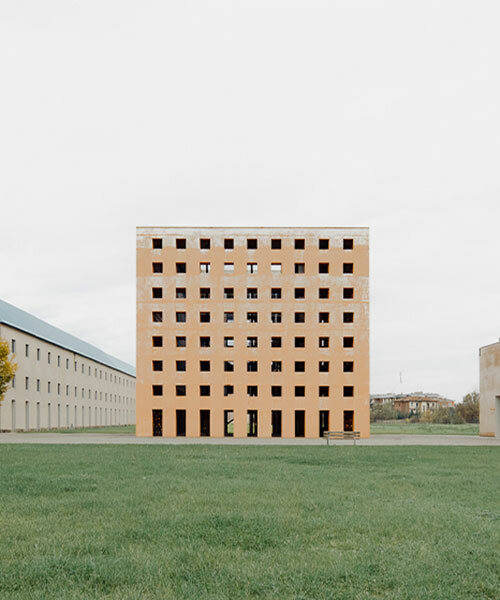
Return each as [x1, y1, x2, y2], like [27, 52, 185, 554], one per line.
[151, 236, 356, 249]
[147, 234, 363, 416]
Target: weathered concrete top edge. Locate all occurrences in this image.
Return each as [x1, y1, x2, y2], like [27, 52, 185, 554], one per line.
[0, 299, 136, 378]
[137, 226, 370, 230]
[479, 340, 500, 352]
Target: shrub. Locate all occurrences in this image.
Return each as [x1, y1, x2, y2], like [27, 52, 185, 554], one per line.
[370, 404, 398, 422]
[455, 392, 479, 423]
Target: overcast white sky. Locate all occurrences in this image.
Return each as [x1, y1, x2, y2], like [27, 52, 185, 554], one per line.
[1, 1, 499, 401]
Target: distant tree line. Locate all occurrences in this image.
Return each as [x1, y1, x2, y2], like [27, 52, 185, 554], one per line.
[370, 391, 479, 424]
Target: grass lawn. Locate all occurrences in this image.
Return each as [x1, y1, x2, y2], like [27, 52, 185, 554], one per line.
[0, 446, 498, 600]
[25, 425, 136, 435]
[370, 421, 480, 436]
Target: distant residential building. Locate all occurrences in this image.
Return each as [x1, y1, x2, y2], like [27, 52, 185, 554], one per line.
[0, 299, 136, 431]
[371, 392, 454, 415]
[479, 340, 500, 437]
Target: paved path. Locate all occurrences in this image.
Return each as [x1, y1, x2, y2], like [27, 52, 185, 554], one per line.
[0, 433, 499, 446]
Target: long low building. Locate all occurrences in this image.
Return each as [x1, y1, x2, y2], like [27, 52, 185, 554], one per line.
[0, 299, 136, 431]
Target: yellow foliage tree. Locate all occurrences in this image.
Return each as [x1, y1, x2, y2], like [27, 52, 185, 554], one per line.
[0, 337, 17, 404]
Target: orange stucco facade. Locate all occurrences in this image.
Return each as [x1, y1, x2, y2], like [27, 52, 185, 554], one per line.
[136, 227, 369, 438]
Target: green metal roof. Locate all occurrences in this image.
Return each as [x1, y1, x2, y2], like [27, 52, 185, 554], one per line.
[0, 299, 135, 377]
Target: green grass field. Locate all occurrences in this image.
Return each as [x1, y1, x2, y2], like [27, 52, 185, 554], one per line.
[25, 422, 479, 437]
[0, 446, 498, 599]
[370, 421, 480, 435]
[26, 425, 136, 434]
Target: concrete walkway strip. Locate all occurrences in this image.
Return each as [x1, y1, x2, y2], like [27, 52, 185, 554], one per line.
[0, 433, 499, 446]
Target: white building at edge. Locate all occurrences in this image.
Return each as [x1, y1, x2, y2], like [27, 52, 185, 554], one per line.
[0, 299, 136, 431]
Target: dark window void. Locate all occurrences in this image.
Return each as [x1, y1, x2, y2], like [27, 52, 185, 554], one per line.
[247, 410, 258, 437]
[319, 239, 329, 249]
[224, 410, 234, 437]
[152, 287, 163, 299]
[176, 262, 186, 273]
[176, 360, 186, 372]
[295, 337, 305, 348]
[176, 239, 186, 249]
[152, 262, 163, 273]
[176, 336, 186, 347]
[152, 409, 163, 437]
[319, 386, 329, 397]
[343, 263, 354, 274]
[200, 288, 210, 299]
[271, 386, 282, 397]
[247, 361, 258, 372]
[271, 337, 282, 348]
[247, 239, 257, 249]
[176, 312, 186, 323]
[200, 336, 210, 347]
[224, 288, 234, 299]
[343, 312, 354, 324]
[247, 337, 258, 348]
[176, 410, 186, 437]
[343, 288, 354, 299]
[295, 361, 305, 372]
[295, 410, 305, 437]
[295, 288, 305, 299]
[200, 385, 210, 396]
[152, 336, 163, 347]
[247, 288, 258, 299]
[200, 312, 210, 323]
[152, 360, 163, 372]
[200, 410, 210, 436]
[295, 312, 305, 323]
[319, 411, 329, 437]
[319, 361, 329, 372]
[247, 385, 258, 397]
[224, 360, 234, 372]
[319, 288, 329, 299]
[295, 263, 305, 274]
[224, 385, 234, 396]
[294, 239, 305, 250]
[271, 239, 281, 250]
[319, 337, 329, 348]
[200, 360, 210, 372]
[200, 238, 210, 249]
[343, 336, 354, 348]
[152, 385, 163, 396]
[272, 410, 282, 437]
[344, 386, 354, 397]
[224, 239, 234, 250]
[343, 238, 354, 250]
[295, 386, 305, 397]
[176, 287, 186, 299]
[271, 288, 281, 299]
[343, 361, 354, 373]
[344, 410, 354, 432]
[271, 361, 282, 372]
[319, 312, 329, 323]
[176, 385, 186, 396]
[152, 238, 162, 249]
[319, 263, 329, 274]
[152, 311, 163, 323]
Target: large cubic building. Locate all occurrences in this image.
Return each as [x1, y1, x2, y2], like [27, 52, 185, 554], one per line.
[0, 299, 136, 431]
[479, 340, 500, 437]
[136, 227, 369, 438]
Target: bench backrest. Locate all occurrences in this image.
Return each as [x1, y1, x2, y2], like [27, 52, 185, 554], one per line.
[324, 430, 360, 439]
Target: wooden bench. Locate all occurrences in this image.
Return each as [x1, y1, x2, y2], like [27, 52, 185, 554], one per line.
[324, 431, 360, 445]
